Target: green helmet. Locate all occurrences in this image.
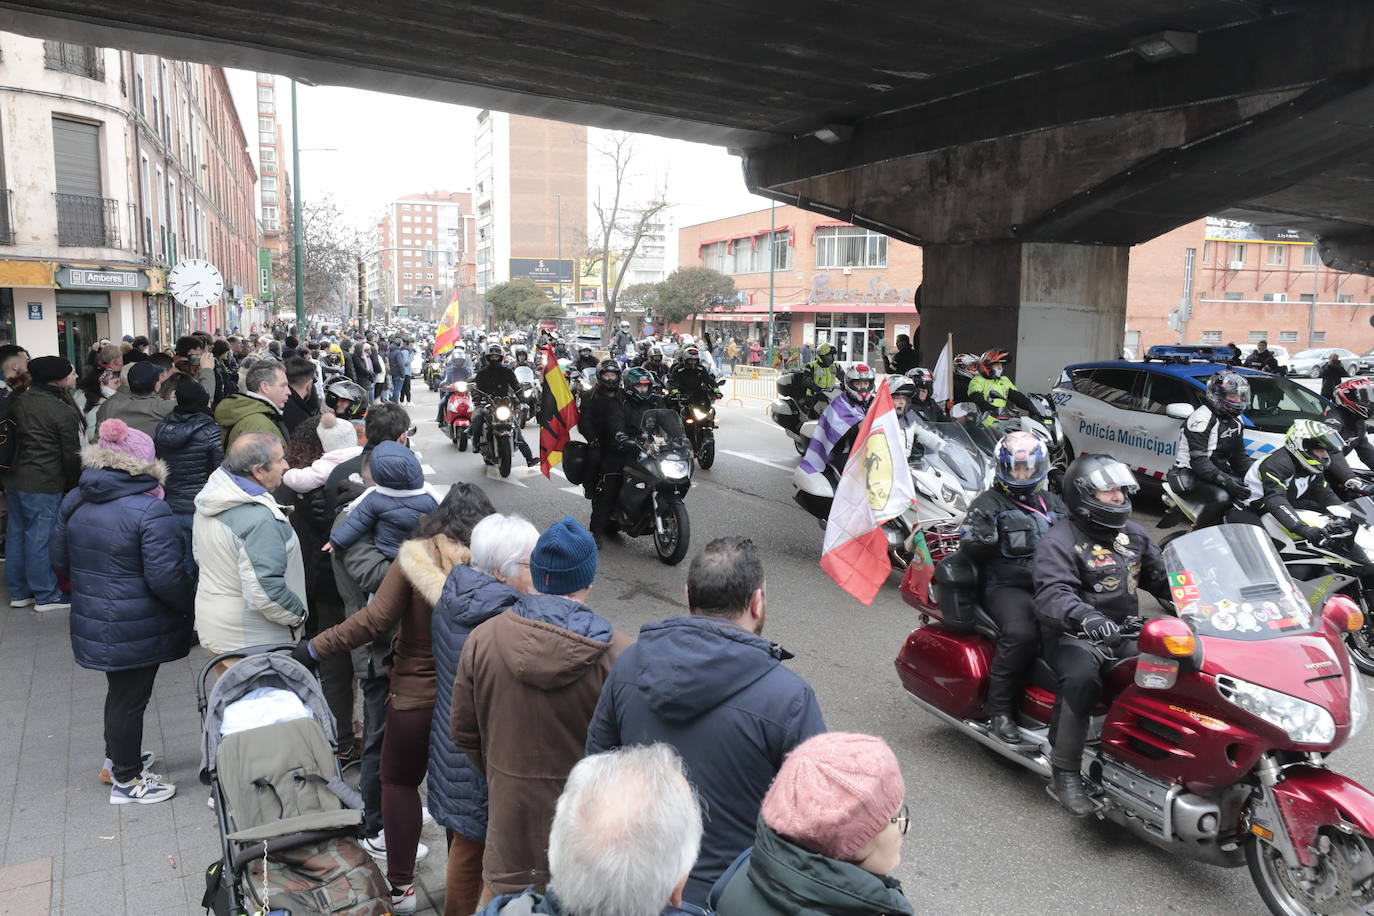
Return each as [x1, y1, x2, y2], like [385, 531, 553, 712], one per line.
[623, 366, 656, 401]
[815, 343, 836, 367]
[1284, 419, 1343, 473]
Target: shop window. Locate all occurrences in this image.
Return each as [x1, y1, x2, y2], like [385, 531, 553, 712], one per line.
[0, 289, 15, 346]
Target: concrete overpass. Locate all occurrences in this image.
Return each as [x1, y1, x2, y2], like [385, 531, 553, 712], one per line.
[7, 0, 1374, 384]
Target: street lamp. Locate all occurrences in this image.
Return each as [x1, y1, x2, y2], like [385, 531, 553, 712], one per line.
[288, 77, 336, 332]
[553, 193, 563, 310]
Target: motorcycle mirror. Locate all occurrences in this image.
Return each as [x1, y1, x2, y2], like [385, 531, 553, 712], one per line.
[1323, 595, 1365, 633]
[1165, 402, 1193, 420]
[950, 402, 977, 420]
[1136, 617, 1203, 689]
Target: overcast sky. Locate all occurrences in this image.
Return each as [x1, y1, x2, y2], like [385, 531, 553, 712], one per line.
[224, 71, 772, 259]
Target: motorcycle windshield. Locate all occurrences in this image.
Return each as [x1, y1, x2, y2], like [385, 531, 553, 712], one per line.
[1163, 524, 1320, 641]
[514, 366, 536, 384]
[920, 420, 990, 491]
[640, 409, 688, 447]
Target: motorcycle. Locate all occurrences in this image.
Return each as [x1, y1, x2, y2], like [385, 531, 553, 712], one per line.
[474, 392, 518, 478]
[955, 395, 1067, 491]
[896, 523, 1374, 916]
[676, 390, 717, 470]
[442, 381, 474, 451]
[424, 361, 442, 391]
[614, 409, 694, 565]
[768, 370, 837, 455]
[514, 364, 539, 428]
[793, 418, 991, 570]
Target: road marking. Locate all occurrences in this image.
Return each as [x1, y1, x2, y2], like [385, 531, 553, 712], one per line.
[719, 449, 795, 472]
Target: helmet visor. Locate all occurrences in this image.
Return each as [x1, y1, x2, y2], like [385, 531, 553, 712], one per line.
[1305, 429, 1345, 454]
[1081, 461, 1138, 495]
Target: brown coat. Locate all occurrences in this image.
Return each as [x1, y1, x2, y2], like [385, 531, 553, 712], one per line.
[451, 596, 630, 893]
[310, 534, 469, 710]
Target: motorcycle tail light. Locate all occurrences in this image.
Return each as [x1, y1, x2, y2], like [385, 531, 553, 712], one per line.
[1140, 617, 1200, 659]
[1162, 634, 1197, 656]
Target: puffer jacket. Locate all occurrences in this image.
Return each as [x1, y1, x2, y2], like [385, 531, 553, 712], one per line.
[427, 566, 519, 841]
[154, 409, 224, 515]
[452, 595, 631, 893]
[214, 392, 288, 447]
[328, 441, 438, 557]
[192, 466, 307, 655]
[710, 821, 913, 916]
[51, 444, 194, 671]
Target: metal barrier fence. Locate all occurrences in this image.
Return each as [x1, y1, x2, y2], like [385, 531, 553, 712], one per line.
[724, 366, 779, 407]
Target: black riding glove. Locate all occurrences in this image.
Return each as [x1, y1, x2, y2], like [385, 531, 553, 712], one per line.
[1081, 614, 1120, 643]
[1222, 476, 1251, 501]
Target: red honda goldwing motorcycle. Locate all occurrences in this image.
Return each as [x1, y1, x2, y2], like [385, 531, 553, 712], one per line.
[895, 523, 1374, 916]
[442, 380, 474, 451]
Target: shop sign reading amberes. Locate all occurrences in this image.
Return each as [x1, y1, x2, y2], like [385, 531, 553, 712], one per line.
[56, 266, 150, 291]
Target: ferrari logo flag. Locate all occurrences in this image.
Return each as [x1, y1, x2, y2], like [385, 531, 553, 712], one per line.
[433, 297, 462, 355]
[538, 345, 579, 477]
[819, 383, 919, 605]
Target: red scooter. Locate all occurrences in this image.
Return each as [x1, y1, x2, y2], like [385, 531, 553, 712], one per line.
[442, 380, 474, 451]
[895, 524, 1374, 915]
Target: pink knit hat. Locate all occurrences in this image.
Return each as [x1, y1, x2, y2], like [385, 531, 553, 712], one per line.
[760, 732, 905, 861]
[98, 418, 157, 464]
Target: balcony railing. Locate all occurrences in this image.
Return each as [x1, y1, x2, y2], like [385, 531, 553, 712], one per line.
[0, 189, 13, 246]
[43, 41, 104, 81]
[54, 193, 120, 247]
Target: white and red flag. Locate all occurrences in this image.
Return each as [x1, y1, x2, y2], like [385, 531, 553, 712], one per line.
[819, 384, 919, 605]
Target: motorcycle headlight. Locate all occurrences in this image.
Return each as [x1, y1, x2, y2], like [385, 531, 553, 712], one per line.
[495, 405, 512, 421]
[456, 381, 468, 392]
[941, 484, 962, 507]
[1350, 675, 1369, 739]
[1217, 675, 1337, 744]
[692, 407, 709, 420]
[659, 457, 690, 480]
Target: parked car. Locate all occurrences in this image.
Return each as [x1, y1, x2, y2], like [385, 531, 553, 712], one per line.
[1359, 346, 1374, 374]
[1049, 359, 1347, 485]
[1238, 344, 1291, 373]
[1287, 347, 1360, 378]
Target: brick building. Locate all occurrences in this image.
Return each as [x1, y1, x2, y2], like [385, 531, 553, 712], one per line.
[679, 208, 1374, 366]
[367, 191, 475, 321]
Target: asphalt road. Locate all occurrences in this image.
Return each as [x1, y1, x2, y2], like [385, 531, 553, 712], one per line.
[403, 385, 1374, 915]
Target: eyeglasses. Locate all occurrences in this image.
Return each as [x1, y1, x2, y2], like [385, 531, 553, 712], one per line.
[890, 804, 909, 836]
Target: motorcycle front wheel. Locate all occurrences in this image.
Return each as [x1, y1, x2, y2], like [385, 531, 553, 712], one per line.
[1246, 831, 1374, 916]
[1344, 590, 1374, 676]
[498, 435, 512, 478]
[698, 435, 715, 470]
[654, 498, 691, 566]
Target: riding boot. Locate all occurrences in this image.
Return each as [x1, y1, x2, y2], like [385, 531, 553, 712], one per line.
[984, 676, 1022, 743]
[988, 714, 1022, 744]
[1051, 768, 1093, 818]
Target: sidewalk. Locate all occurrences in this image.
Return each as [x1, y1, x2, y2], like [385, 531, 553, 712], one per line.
[0, 595, 449, 915]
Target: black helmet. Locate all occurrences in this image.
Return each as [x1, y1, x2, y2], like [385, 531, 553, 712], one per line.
[324, 377, 367, 419]
[1062, 455, 1137, 530]
[597, 358, 622, 391]
[1205, 371, 1250, 420]
[485, 344, 504, 365]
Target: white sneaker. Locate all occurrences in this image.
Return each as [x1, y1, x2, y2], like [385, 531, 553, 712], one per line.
[361, 834, 428, 863]
[9, 597, 33, 608]
[389, 884, 417, 915]
[110, 772, 176, 805]
[33, 602, 70, 613]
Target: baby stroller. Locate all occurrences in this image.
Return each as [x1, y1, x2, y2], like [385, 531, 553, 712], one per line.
[197, 644, 390, 916]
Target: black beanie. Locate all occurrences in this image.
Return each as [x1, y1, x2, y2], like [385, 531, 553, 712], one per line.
[175, 378, 210, 411]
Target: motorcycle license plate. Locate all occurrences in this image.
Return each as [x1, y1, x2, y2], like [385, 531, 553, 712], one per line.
[1135, 653, 1179, 690]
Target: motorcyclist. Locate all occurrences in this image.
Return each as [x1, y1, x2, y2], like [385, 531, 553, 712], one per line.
[574, 346, 600, 371]
[907, 367, 947, 423]
[640, 345, 669, 385]
[961, 431, 1066, 744]
[966, 349, 1037, 423]
[610, 321, 635, 360]
[1240, 420, 1365, 551]
[511, 345, 532, 370]
[667, 346, 719, 408]
[798, 364, 876, 480]
[953, 353, 979, 406]
[471, 344, 537, 467]
[434, 345, 474, 424]
[1168, 370, 1253, 527]
[1325, 378, 1374, 499]
[628, 340, 651, 368]
[623, 366, 666, 432]
[1033, 455, 1170, 816]
[324, 377, 367, 422]
[801, 343, 844, 418]
[578, 359, 635, 544]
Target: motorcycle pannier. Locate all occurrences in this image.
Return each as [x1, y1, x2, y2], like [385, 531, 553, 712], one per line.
[932, 551, 983, 633]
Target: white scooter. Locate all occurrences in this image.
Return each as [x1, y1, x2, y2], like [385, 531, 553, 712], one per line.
[768, 371, 837, 455]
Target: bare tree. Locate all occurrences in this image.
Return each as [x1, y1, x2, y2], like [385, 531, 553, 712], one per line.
[588, 132, 670, 345]
[274, 195, 366, 316]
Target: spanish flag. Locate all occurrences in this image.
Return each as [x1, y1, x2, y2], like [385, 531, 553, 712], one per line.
[538, 344, 578, 477]
[433, 296, 462, 355]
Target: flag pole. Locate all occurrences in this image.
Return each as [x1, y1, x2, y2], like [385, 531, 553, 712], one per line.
[944, 332, 953, 409]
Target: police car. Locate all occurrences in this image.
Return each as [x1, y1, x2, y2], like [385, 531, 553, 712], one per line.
[1049, 353, 1336, 484]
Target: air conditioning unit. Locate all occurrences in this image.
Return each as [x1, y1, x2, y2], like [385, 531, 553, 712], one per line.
[843, 266, 853, 276]
[1228, 260, 1245, 270]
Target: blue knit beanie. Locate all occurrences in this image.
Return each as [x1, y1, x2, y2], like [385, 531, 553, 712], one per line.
[530, 515, 598, 595]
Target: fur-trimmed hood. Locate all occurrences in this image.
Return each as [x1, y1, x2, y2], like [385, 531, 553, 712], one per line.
[397, 534, 470, 607]
[80, 442, 168, 485]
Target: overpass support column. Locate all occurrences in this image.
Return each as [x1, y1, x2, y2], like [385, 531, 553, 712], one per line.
[919, 242, 1129, 395]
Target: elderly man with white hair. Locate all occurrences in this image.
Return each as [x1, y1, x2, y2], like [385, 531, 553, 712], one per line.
[474, 743, 704, 916]
[429, 513, 540, 916]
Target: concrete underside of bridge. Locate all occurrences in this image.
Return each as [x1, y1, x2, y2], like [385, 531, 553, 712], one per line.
[7, 0, 1374, 370]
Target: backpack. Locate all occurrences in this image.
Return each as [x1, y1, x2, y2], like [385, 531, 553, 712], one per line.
[0, 389, 18, 472]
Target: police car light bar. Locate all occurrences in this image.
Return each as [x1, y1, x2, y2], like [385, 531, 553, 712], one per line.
[1142, 344, 1238, 364]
